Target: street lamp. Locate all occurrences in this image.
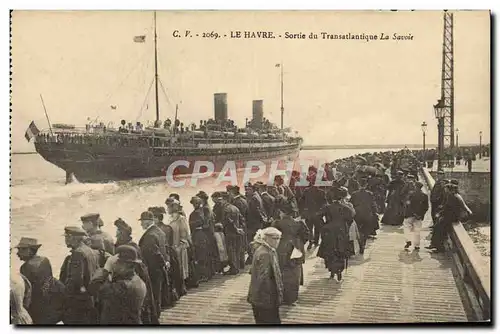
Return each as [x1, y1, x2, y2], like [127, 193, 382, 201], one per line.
[434, 100, 445, 171]
[421, 121, 427, 163]
[479, 131, 483, 159]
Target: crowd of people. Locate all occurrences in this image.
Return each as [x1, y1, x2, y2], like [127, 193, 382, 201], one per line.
[10, 149, 473, 325]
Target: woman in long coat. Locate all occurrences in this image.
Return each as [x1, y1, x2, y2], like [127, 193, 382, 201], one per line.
[189, 196, 211, 282]
[318, 189, 352, 282]
[381, 171, 406, 226]
[272, 196, 308, 305]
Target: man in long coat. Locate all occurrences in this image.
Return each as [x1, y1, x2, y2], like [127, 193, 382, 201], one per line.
[16, 237, 64, 324]
[138, 211, 170, 319]
[255, 182, 276, 227]
[229, 185, 249, 268]
[350, 179, 379, 253]
[59, 226, 100, 324]
[300, 180, 326, 250]
[245, 183, 267, 265]
[219, 192, 245, 275]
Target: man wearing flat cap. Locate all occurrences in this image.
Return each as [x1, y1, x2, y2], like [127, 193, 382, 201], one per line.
[138, 211, 171, 318]
[89, 245, 147, 324]
[15, 237, 64, 324]
[59, 226, 100, 324]
[81, 213, 115, 255]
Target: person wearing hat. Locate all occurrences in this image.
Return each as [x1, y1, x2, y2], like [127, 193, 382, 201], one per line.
[166, 195, 187, 217]
[167, 199, 192, 289]
[228, 185, 249, 268]
[89, 245, 147, 324]
[272, 196, 308, 306]
[427, 181, 472, 252]
[81, 213, 115, 256]
[381, 170, 406, 226]
[403, 181, 429, 251]
[196, 190, 218, 278]
[137, 211, 171, 318]
[301, 178, 327, 250]
[188, 196, 212, 282]
[219, 192, 245, 275]
[317, 188, 353, 282]
[245, 183, 267, 265]
[148, 206, 185, 304]
[247, 226, 283, 324]
[350, 179, 379, 254]
[14, 238, 64, 324]
[255, 182, 276, 228]
[430, 170, 447, 228]
[112, 218, 160, 324]
[59, 226, 100, 324]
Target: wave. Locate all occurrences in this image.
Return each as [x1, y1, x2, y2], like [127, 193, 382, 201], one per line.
[10, 180, 119, 210]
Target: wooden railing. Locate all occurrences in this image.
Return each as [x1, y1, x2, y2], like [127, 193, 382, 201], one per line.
[420, 167, 491, 321]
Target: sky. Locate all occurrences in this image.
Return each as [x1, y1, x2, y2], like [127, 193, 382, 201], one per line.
[10, 10, 490, 152]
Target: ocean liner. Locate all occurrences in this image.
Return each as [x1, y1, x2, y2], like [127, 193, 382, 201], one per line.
[27, 12, 303, 183]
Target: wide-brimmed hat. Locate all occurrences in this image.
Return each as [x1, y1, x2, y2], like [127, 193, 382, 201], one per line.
[14, 237, 42, 249]
[115, 245, 142, 264]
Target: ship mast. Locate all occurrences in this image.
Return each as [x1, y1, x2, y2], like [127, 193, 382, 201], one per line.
[154, 11, 160, 123]
[280, 62, 284, 130]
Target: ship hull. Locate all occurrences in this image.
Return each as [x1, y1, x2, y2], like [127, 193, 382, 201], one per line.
[34, 142, 301, 183]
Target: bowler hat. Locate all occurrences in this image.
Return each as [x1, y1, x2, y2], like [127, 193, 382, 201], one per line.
[219, 191, 230, 200]
[14, 237, 42, 249]
[115, 245, 142, 264]
[64, 226, 88, 237]
[81, 213, 100, 223]
[138, 211, 155, 221]
[211, 191, 222, 199]
[114, 218, 132, 234]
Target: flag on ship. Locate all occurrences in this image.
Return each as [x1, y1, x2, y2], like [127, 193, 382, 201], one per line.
[133, 35, 146, 43]
[275, 63, 281, 67]
[110, 105, 117, 110]
[24, 121, 40, 142]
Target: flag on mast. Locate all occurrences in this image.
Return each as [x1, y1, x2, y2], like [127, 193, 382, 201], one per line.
[275, 63, 281, 67]
[133, 35, 146, 43]
[24, 121, 40, 142]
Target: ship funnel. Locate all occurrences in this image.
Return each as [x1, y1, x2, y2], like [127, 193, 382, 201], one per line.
[252, 100, 263, 129]
[214, 93, 228, 122]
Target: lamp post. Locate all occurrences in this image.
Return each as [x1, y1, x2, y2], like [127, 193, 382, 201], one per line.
[479, 131, 483, 159]
[421, 121, 427, 163]
[434, 100, 445, 171]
